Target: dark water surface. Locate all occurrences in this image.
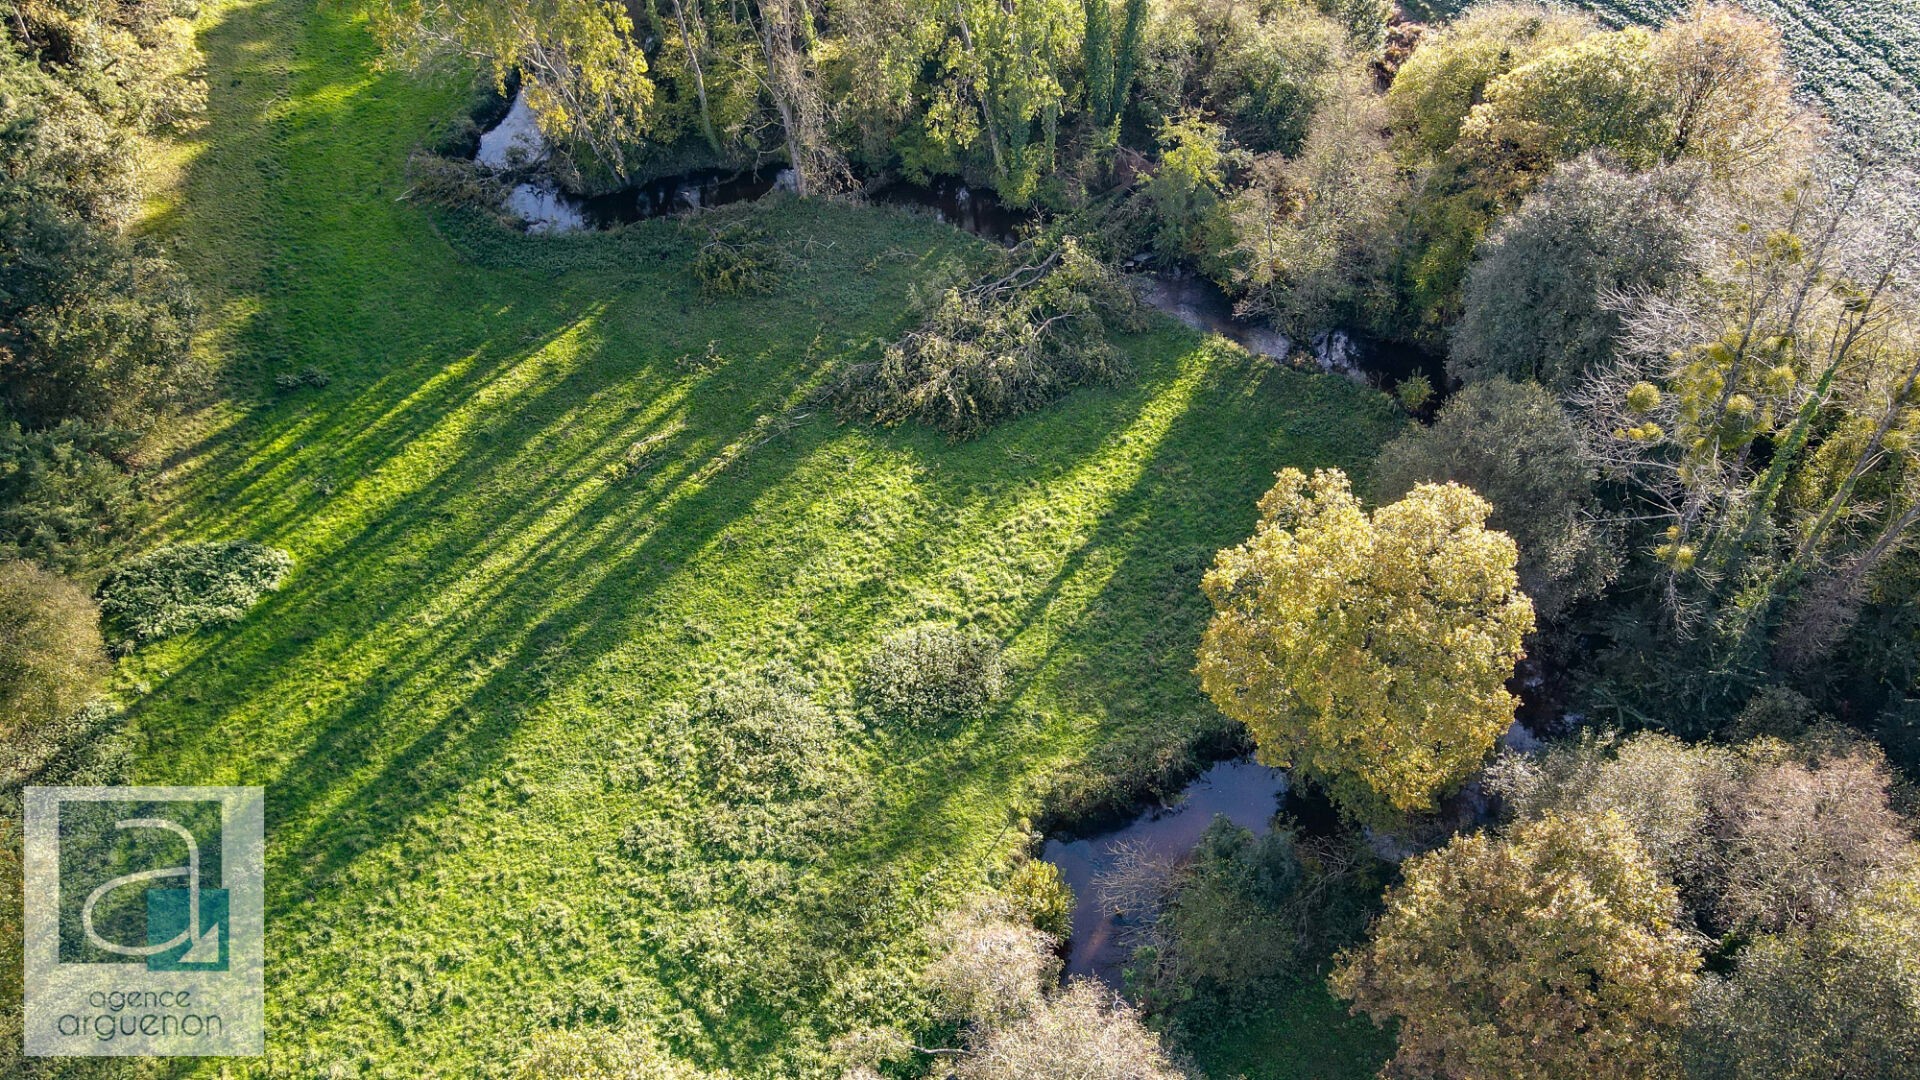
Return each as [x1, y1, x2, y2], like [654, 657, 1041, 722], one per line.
[1135, 271, 1446, 389]
[868, 175, 1026, 241]
[1041, 760, 1289, 985]
[474, 90, 1018, 239]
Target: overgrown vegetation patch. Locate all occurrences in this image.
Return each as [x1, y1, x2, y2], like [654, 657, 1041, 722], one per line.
[97, 540, 292, 642]
[859, 623, 1008, 727]
[839, 239, 1143, 439]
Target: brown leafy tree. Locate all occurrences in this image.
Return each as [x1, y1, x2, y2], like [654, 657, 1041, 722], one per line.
[0, 560, 106, 743]
[1331, 811, 1701, 1079]
[1490, 729, 1918, 936]
[1684, 873, 1920, 1080]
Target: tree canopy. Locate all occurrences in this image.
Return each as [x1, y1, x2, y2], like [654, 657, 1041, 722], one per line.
[1332, 811, 1701, 1079]
[1197, 468, 1534, 822]
[1373, 377, 1614, 624]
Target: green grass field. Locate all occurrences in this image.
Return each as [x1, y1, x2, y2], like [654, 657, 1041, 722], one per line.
[119, 0, 1403, 1074]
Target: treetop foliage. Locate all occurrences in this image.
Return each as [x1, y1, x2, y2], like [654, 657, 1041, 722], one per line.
[1490, 728, 1918, 936]
[1578, 160, 1920, 686]
[1683, 870, 1920, 1079]
[365, 0, 656, 180]
[1384, 3, 1595, 160]
[1373, 377, 1615, 624]
[1198, 468, 1534, 823]
[1332, 810, 1701, 1079]
[1450, 155, 1699, 391]
[1467, 727, 1920, 1075]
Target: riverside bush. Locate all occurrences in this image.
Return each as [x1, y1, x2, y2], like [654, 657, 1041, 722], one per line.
[1006, 857, 1075, 940]
[97, 540, 293, 642]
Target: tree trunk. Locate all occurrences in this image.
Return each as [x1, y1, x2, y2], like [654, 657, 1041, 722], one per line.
[670, 0, 722, 155]
[952, 5, 1007, 179]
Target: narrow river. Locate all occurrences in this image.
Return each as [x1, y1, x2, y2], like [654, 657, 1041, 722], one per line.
[1041, 760, 1290, 985]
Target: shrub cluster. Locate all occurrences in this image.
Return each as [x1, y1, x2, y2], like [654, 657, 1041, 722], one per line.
[1124, 817, 1380, 1024]
[1, 0, 205, 707]
[659, 665, 870, 865]
[0, 561, 108, 740]
[1004, 857, 1074, 941]
[97, 541, 293, 642]
[0, 419, 144, 572]
[858, 623, 1008, 725]
[690, 221, 784, 297]
[839, 239, 1140, 439]
[914, 896, 1191, 1080]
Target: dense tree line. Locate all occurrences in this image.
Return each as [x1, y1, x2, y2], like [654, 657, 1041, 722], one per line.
[2, 17, 210, 1064]
[367, 0, 1386, 199]
[0, 0, 202, 788]
[1131, 5, 1918, 1075]
[2, 0, 204, 573]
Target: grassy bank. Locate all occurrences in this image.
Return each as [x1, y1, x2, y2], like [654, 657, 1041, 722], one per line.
[121, 0, 1402, 1073]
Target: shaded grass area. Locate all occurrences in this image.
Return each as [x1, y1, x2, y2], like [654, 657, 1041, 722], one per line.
[1183, 980, 1396, 1080]
[108, 0, 1404, 1074]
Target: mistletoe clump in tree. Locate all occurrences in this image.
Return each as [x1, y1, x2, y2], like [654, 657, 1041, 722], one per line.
[1580, 160, 1920, 691]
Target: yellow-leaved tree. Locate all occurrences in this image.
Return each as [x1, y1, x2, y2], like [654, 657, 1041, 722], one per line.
[1196, 468, 1533, 822]
[1331, 811, 1702, 1079]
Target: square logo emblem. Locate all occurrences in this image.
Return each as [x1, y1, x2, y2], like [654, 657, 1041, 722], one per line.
[23, 786, 264, 1056]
